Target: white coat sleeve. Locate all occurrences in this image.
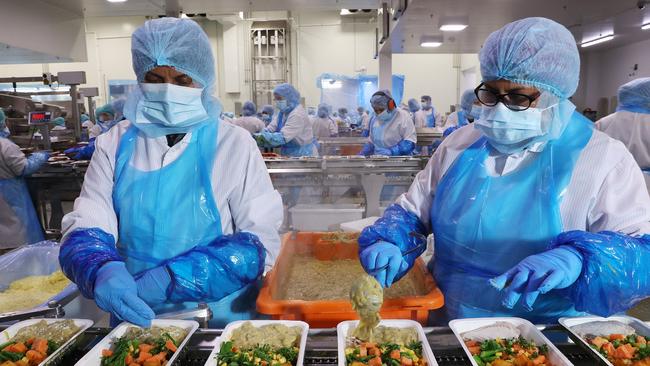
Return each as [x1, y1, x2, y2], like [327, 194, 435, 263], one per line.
[61, 133, 119, 241]
[588, 146, 650, 236]
[329, 119, 338, 136]
[266, 117, 278, 133]
[400, 114, 417, 143]
[228, 137, 284, 268]
[1, 140, 27, 177]
[446, 112, 459, 128]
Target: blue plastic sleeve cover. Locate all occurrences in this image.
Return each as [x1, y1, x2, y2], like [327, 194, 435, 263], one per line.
[360, 142, 374, 156]
[443, 126, 460, 137]
[359, 204, 427, 278]
[165, 232, 265, 303]
[59, 228, 123, 299]
[552, 230, 650, 316]
[361, 129, 370, 137]
[260, 130, 286, 147]
[22, 152, 49, 176]
[389, 140, 415, 156]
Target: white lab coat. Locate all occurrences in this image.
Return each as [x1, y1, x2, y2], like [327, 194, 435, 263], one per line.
[232, 116, 265, 134]
[445, 111, 460, 128]
[267, 105, 317, 155]
[360, 112, 370, 130]
[596, 110, 650, 193]
[369, 108, 417, 148]
[396, 124, 650, 236]
[414, 108, 443, 128]
[311, 116, 338, 137]
[61, 120, 284, 267]
[0, 138, 29, 247]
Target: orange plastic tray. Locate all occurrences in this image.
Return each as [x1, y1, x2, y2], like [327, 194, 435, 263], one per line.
[256, 232, 445, 328]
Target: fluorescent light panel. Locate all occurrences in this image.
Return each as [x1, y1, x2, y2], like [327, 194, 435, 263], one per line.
[581, 35, 614, 47]
[440, 24, 468, 31]
[439, 16, 469, 32]
[340, 9, 351, 15]
[420, 35, 443, 47]
[642, 23, 650, 30]
[106, 0, 127, 2]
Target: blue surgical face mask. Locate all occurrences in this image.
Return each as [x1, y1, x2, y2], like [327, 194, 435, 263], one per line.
[421, 101, 432, 110]
[377, 109, 395, 122]
[475, 102, 548, 154]
[276, 99, 288, 111]
[470, 105, 483, 119]
[138, 83, 208, 132]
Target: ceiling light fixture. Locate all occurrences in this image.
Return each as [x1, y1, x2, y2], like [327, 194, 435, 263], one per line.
[420, 35, 443, 47]
[642, 23, 650, 30]
[581, 34, 614, 47]
[340, 9, 352, 15]
[439, 16, 469, 32]
[106, 0, 127, 2]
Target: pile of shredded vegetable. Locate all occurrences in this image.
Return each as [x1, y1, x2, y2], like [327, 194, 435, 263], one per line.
[0, 271, 70, 313]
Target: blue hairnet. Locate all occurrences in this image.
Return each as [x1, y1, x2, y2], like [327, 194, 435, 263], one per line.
[261, 104, 274, 115]
[460, 89, 478, 114]
[52, 117, 66, 127]
[95, 103, 115, 120]
[80, 114, 90, 123]
[408, 98, 420, 112]
[480, 17, 580, 99]
[318, 103, 331, 116]
[371, 89, 392, 109]
[111, 98, 126, 120]
[242, 101, 257, 116]
[273, 83, 301, 109]
[617, 77, 650, 114]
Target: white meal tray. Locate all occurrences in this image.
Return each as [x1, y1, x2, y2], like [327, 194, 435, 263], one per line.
[559, 315, 650, 366]
[74, 319, 199, 366]
[204, 320, 309, 366]
[0, 318, 93, 366]
[336, 319, 439, 366]
[449, 317, 573, 366]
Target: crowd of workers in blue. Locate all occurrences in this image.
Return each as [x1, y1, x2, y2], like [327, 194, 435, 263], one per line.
[1, 16, 650, 328]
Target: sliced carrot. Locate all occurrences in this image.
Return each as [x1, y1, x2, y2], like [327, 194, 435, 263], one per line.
[400, 357, 414, 366]
[142, 360, 162, 366]
[361, 342, 377, 349]
[610, 334, 626, 341]
[125, 354, 134, 364]
[464, 340, 480, 347]
[532, 355, 546, 365]
[603, 342, 616, 356]
[137, 352, 152, 363]
[101, 349, 114, 357]
[390, 349, 401, 360]
[468, 346, 481, 355]
[139, 343, 154, 354]
[32, 338, 48, 355]
[25, 338, 34, 346]
[165, 339, 177, 353]
[368, 356, 382, 366]
[369, 347, 381, 356]
[358, 347, 367, 357]
[614, 343, 636, 359]
[26, 350, 46, 364]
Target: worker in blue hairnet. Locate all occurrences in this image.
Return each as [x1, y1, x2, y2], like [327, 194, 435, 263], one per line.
[233, 101, 265, 134]
[311, 103, 338, 138]
[0, 108, 49, 249]
[596, 77, 650, 194]
[358, 17, 650, 324]
[65, 99, 127, 160]
[359, 90, 417, 156]
[337, 107, 351, 130]
[443, 89, 481, 137]
[260, 104, 274, 126]
[255, 83, 317, 157]
[58, 18, 283, 328]
[414, 95, 441, 128]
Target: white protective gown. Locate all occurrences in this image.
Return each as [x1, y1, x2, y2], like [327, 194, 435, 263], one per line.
[61, 120, 284, 268]
[445, 111, 460, 128]
[266, 105, 317, 156]
[232, 116, 266, 134]
[396, 124, 650, 236]
[311, 116, 338, 137]
[0, 138, 29, 247]
[596, 110, 650, 193]
[414, 108, 443, 128]
[369, 108, 417, 148]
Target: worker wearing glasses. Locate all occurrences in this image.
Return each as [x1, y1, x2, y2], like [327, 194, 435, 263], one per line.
[357, 17, 650, 324]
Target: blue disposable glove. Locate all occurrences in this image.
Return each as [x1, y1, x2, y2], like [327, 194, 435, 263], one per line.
[361, 129, 370, 137]
[360, 241, 409, 288]
[65, 139, 95, 160]
[135, 265, 171, 306]
[359, 142, 374, 156]
[374, 147, 392, 156]
[94, 261, 155, 327]
[22, 151, 49, 176]
[490, 246, 583, 311]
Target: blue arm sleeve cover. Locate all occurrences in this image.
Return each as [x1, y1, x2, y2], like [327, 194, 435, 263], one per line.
[388, 140, 416, 156]
[165, 232, 265, 303]
[22, 152, 49, 176]
[77, 139, 96, 160]
[261, 130, 286, 147]
[443, 126, 460, 137]
[359, 204, 427, 276]
[360, 142, 374, 156]
[551, 230, 650, 316]
[59, 228, 123, 299]
[361, 129, 370, 137]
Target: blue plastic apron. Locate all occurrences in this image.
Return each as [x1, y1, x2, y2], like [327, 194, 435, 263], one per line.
[275, 109, 316, 157]
[113, 122, 258, 327]
[457, 111, 468, 127]
[429, 112, 593, 324]
[0, 177, 44, 246]
[426, 110, 435, 128]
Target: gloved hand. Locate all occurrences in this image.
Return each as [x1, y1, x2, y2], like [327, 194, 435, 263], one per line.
[135, 265, 171, 306]
[490, 246, 583, 311]
[360, 241, 409, 288]
[94, 261, 155, 327]
[253, 133, 268, 147]
[374, 147, 392, 156]
[23, 151, 49, 175]
[358, 142, 374, 156]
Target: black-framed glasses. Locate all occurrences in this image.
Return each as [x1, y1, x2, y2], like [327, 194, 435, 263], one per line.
[474, 83, 541, 111]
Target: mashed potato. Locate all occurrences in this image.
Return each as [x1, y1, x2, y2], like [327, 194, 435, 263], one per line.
[0, 270, 71, 313]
